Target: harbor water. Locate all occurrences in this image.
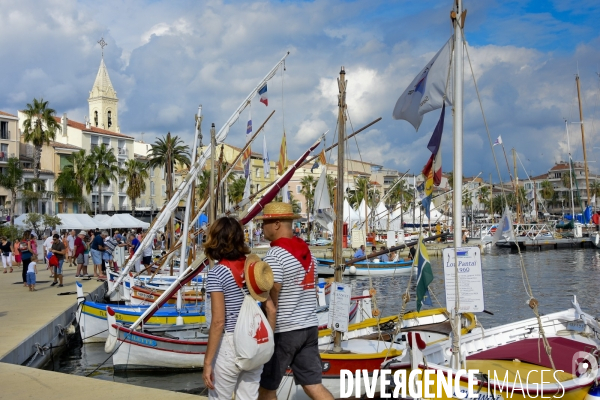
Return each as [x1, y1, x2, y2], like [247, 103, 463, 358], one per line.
[45, 246, 600, 395]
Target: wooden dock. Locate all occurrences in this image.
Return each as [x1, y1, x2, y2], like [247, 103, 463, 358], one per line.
[504, 236, 595, 251]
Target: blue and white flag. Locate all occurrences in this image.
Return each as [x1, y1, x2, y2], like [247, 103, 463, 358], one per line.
[392, 37, 452, 131]
[263, 134, 269, 178]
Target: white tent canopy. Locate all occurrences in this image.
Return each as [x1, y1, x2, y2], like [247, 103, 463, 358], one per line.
[13, 213, 109, 231]
[343, 199, 361, 228]
[100, 214, 150, 229]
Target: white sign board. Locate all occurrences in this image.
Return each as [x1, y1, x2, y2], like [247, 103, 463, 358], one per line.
[328, 282, 351, 332]
[443, 246, 485, 313]
[351, 229, 365, 249]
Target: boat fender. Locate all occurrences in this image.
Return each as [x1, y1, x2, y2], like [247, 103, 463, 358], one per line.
[407, 332, 426, 350]
[104, 307, 118, 354]
[349, 266, 357, 275]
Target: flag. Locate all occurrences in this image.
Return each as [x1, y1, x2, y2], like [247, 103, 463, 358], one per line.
[278, 132, 287, 175]
[392, 37, 453, 131]
[591, 195, 596, 204]
[427, 103, 445, 186]
[493, 136, 502, 146]
[259, 84, 268, 106]
[420, 158, 434, 220]
[242, 112, 252, 178]
[243, 176, 251, 200]
[263, 134, 269, 178]
[414, 234, 434, 311]
[318, 149, 327, 165]
[311, 162, 319, 173]
[492, 206, 515, 245]
[527, 189, 534, 202]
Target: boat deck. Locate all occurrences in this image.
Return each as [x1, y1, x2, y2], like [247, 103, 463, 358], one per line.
[0, 261, 206, 399]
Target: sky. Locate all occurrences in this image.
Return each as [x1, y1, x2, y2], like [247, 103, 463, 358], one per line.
[1, 0, 600, 183]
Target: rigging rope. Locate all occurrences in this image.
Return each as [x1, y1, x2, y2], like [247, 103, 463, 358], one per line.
[463, 30, 556, 371]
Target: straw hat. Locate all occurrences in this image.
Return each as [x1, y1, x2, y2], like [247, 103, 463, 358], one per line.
[78, 230, 86, 236]
[244, 254, 274, 302]
[255, 202, 301, 220]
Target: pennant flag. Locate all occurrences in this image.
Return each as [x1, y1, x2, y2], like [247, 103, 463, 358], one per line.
[259, 84, 268, 106]
[392, 37, 453, 131]
[278, 132, 287, 175]
[242, 112, 253, 178]
[311, 162, 320, 173]
[263, 134, 269, 178]
[426, 103, 445, 186]
[414, 234, 434, 311]
[492, 206, 515, 245]
[493, 136, 502, 146]
[592, 195, 596, 205]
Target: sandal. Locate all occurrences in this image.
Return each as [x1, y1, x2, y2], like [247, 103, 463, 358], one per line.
[3, 270, 6, 274]
[9, 268, 13, 273]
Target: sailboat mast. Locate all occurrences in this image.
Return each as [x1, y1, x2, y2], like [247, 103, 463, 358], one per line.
[451, 0, 464, 371]
[576, 75, 591, 211]
[565, 120, 576, 219]
[176, 105, 202, 313]
[208, 123, 216, 270]
[513, 148, 520, 222]
[333, 66, 346, 352]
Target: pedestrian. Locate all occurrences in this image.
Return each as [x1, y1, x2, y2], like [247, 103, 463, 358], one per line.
[82, 234, 91, 277]
[407, 244, 416, 261]
[130, 233, 142, 273]
[43, 231, 55, 264]
[29, 233, 38, 260]
[203, 216, 276, 400]
[50, 234, 66, 287]
[90, 230, 106, 277]
[256, 202, 333, 400]
[12, 238, 21, 273]
[19, 232, 33, 287]
[74, 231, 86, 277]
[103, 231, 118, 274]
[26, 255, 38, 291]
[67, 230, 76, 267]
[1, 236, 12, 273]
[141, 233, 153, 274]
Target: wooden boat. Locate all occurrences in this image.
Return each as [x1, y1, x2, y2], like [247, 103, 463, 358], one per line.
[317, 257, 413, 276]
[76, 282, 205, 343]
[106, 306, 208, 370]
[383, 301, 600, 399]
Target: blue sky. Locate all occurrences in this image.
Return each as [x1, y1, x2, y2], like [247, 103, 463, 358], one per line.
[0, 0, 599, 183]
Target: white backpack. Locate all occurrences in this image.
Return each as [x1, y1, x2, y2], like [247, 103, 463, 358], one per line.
[230, 292, 274, 371]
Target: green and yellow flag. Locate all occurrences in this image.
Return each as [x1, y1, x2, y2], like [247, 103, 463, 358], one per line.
[414, 234, 434, 311]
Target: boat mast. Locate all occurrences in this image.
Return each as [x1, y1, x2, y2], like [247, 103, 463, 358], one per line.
[513, 148, 520, 222]
[333, 66, 346, 353]
[576, 75, 591, 212]
[565, 120, 576, 220]
[208, 123, 216, 270]
[451, 0, 463, 370]
[176, 106, 202, 316]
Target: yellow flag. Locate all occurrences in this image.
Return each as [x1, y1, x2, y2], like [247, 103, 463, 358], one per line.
[278, 132, 287, 175]
[318, 149, 327, 165]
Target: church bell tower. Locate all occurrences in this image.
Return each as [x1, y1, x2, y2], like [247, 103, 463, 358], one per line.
[88, 38, 120, 133]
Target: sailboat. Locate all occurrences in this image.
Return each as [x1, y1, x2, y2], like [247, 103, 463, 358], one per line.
[276, 67, 481, 400]
[381, 1, 600, 398]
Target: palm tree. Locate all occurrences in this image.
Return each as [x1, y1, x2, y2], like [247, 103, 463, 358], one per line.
[300, 175, 317, 216]
[148, 133, 191, 201]
[477, 186, 490, 212]
[0, 157, 22, 225]
[589, 181, 600, 204]
[87, 144, 120, 212]
[562, 169, 576, 191]
[22, 98, 62, 182]
[120, 159, 149, 215]
[347, 177, 374, 208]
[540, 180, 554, 209]
[385, 178, 413, 227]
[69, 149, 90, 189]
[447, 171, 454, 188]
[228, 176, 247, 204]
[55, 166, 84, 212]
[148, 133, 191, 245]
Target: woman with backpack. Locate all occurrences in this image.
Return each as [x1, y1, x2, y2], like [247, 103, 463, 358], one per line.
[203, 216, 276, 400]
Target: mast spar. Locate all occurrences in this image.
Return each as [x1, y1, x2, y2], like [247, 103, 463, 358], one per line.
[576, 75, 591, 213]
[332, 66, 346, 353]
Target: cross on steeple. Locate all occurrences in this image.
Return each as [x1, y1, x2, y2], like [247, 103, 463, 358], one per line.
[98, 37, 107, 58]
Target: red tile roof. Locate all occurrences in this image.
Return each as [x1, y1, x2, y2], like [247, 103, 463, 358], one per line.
[0, 110, 17, 118]
[52, 116, 133, 139]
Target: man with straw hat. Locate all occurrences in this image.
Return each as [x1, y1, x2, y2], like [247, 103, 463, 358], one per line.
[257, 202, 333, 400]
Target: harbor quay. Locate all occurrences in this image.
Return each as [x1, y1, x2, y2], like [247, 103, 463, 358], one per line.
[0, 260, 207, 399]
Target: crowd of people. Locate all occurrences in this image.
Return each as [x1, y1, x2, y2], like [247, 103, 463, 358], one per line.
[0, 227, 161, 291]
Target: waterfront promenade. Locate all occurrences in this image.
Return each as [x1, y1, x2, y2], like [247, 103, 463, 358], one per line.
[0, 262, 207, 399]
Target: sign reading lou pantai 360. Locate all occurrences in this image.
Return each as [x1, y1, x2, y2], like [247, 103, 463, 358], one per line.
[443, 247, 484, 313]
